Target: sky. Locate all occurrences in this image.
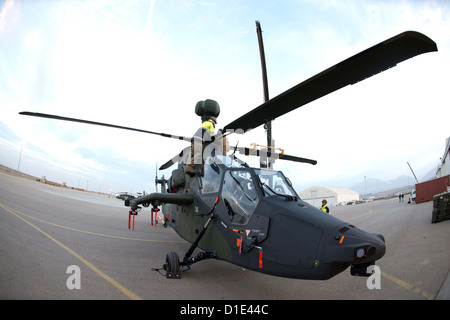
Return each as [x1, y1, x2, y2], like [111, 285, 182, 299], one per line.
[0, 0, 449, 194]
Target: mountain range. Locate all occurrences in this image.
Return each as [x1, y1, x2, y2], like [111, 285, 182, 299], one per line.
[349, 167, 437, 196]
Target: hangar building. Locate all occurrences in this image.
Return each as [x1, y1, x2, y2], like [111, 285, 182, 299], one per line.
[299, 186, 359, 208]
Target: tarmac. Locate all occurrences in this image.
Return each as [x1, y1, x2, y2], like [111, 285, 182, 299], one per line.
[1, 170, 449, 300]
[436, 270, 450, 299]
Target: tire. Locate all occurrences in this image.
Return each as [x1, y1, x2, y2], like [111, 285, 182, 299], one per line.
[165, 252, 180, 278]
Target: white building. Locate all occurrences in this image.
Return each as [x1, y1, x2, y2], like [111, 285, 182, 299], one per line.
[299, 186, 359, 208]
[435, 137, 450, 179]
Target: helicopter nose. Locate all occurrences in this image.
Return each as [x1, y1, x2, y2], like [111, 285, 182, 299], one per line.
[325, 225, 386, 277]
[348, 232, 386, 276]
[352, 233, 385, 262]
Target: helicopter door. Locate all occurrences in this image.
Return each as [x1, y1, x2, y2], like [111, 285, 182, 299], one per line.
[201, 158, 222, 194]
[222, 170, 259, 225]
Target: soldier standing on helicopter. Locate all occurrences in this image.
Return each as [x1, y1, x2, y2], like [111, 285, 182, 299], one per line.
[185, 99, 228, 176]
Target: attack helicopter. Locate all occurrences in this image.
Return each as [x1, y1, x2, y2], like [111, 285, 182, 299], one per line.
[20, 30, 437, 280]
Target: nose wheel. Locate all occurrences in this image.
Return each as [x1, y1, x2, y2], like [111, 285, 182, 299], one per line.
[165, 252, 181, 279]
[152, 249, 217, 279]
[152, 198, 220, 279]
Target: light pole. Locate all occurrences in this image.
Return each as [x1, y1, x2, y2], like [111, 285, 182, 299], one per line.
[17, 142, 24, 172]
[364, 176, 367, 194]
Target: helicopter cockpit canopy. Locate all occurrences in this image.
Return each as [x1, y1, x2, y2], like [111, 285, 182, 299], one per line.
[201, 155, 249, 194]
[201, 156, 298, 225]
[255, 169, 298, 199]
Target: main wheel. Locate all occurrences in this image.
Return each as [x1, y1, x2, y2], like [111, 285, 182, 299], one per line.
[165, 251, 181, 279]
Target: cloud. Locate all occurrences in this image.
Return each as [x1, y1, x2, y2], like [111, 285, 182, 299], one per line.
[0, 0, 449, 193]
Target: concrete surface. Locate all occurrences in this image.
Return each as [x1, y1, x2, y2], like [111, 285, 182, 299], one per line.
[1, 171, 449, 300]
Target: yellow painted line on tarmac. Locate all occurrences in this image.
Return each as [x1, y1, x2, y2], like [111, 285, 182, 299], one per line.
[381, 271, 435, 300]
[345, 209, 374, 222]
[0, 202, 142, 300]
[0, 203, 183, 243]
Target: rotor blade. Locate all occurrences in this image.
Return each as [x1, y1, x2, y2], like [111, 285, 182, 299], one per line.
[224, 31, 437, 133]
[159, 159, 176, 170]
[159, 145, 317, 170]
[278, 154, 317, 165]
[19, 111, 192, 142]
[236, 147, 317, 165]
[159, 146, 191, 170]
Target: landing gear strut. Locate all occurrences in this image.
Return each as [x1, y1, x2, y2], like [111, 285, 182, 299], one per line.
[161, 249, 217, 279]
[152, 197, 220, 279]
[153, 215, 217, 278]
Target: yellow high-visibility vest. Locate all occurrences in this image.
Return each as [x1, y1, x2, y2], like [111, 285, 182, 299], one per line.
[321, 205, 330, 214]
[201, 119, 216, 137]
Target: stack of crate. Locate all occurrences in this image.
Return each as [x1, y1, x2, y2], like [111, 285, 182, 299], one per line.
[432, 191, 450, 223]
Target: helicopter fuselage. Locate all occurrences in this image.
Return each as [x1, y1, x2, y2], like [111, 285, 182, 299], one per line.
[142, 156, 386, 280]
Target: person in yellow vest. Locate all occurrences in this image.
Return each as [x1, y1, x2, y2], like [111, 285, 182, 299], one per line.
[185, 99, 230, 176]
[201, 116, 217, 137]
[321, 199, 330, 214]
[186, 116, 217, 176]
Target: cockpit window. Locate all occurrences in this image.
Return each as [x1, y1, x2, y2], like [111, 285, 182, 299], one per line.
[256, 169, 297, 198]
[222, 170, 259, 225]
[201, 155, 247, 194]
[215, 155, 247, 168]
[201, 157, 222, 194]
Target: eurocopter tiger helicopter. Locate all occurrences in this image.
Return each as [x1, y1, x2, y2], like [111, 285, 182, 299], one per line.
[20, 30, 437, 280]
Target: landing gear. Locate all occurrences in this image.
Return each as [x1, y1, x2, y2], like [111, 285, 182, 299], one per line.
[153, 247, 217, 279]
[153, 199, 220, 279]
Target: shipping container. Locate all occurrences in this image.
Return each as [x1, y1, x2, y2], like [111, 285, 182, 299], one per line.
[415, 175, 450, 204]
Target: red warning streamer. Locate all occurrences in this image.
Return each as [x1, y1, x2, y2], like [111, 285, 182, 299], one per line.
[128, 210, 135, 231]
[259, 250, 263, 269]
